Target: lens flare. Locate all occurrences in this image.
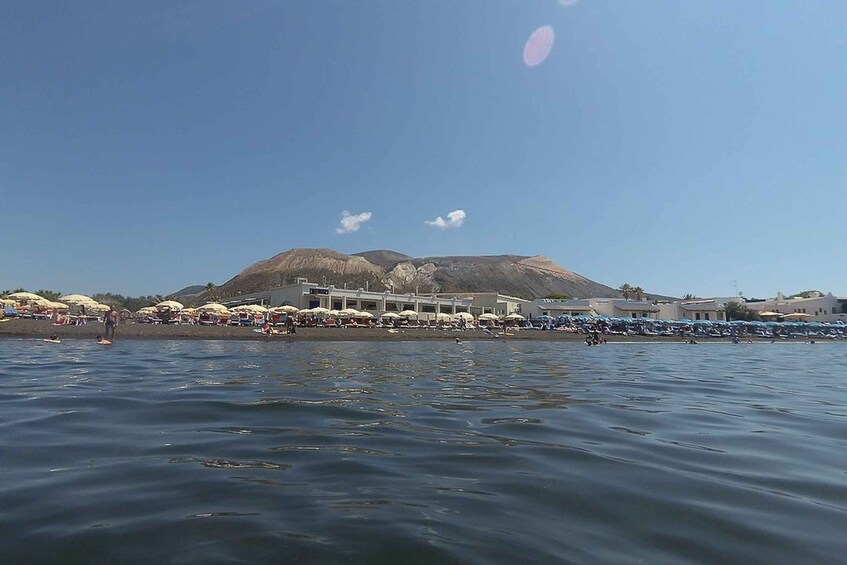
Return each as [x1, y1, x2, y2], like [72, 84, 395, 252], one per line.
[523, 25, 555, 67]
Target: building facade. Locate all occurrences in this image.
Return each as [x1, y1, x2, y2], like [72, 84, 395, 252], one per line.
[221, 279, 473, 319]
[745, 293, 847, 323]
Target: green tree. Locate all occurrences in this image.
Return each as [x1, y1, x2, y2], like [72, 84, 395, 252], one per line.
[724, 301, 760, 321]
[682, 293, 697, 300]
[634, 286, 645, 301]
[545, 293, 571, 300]
[205, 282, 218, 301]
[36, 289, 63, 301]
[618, 283, 632, 300]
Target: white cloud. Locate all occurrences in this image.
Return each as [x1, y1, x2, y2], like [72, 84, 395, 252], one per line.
[335, 210, 372, 234]
[425, 209, 466, 229]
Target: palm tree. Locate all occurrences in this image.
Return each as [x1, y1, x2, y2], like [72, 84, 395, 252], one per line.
[682, 293, 697, 300]
[619, 283, 632, 300]
[205, 282, 218, 301]
[634, 286, 645, 301]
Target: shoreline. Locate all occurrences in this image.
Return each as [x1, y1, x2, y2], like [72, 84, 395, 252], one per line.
[0, 319, 823, 343]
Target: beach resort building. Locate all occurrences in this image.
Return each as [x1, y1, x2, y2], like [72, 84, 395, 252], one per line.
[221, 279, 472, 319]
[437, 293, 529, 317]
[744, 292, 847, 323]
[656, 297, 738, 322]
[524, 298, 661, 319]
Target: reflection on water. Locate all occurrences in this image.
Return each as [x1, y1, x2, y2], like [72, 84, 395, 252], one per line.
[0, 339, 846, 563]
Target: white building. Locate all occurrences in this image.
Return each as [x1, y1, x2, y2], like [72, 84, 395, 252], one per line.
[657, 297, 739, 322]
[439, 293, 530, 317]
[745, 292, 847, 323]
[525, 298, 661, 319]
[221, 279, 472, 319]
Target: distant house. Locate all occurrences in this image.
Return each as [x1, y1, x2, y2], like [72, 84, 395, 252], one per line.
[745, 292, 847, 323]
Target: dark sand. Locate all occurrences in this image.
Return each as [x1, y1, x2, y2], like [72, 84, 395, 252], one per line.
[0, 318, 747, 343]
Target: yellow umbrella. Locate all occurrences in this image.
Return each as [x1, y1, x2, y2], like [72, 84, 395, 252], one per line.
[86, 303, 111, 312]
[137, 306, 158, 315]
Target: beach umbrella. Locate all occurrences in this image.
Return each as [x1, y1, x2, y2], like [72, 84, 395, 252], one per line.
[298, 308, 313, 315]
[782, 312, 813, 320]
[339, 308, 361, 317]
[435, 312, 452, 321]
[357, 311, 374, 319]
[7, 291, 44, 301]
[50, 301, 69, 309]
[156, 300, 184, 311]
[328, 309, 340, 316]
[504, 313, 525, 321]
[310, 307, 330, 315]
[86, 303, 111, 312]
[197, 303, 229, 313]
[381, 312, 400, 319]
[230, 304, 267, 313]
[479, 313, 500, 321]
[398, 310, 418, 317]
[59, 294, 97, 304]
[452, 312, 474, 321]
[137, 306, 158, 315]
[278, 305, 299, 314]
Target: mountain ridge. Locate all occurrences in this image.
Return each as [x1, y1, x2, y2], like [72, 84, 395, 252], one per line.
[214, 248, 626, 301]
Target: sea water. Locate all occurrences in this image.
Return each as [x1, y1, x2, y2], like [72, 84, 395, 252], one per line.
[0, 339, 845, 564]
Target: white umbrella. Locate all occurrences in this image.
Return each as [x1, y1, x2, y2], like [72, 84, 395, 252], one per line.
[479, 313, 500, 321]
[328, 309, 341, 316]
[398, 310, 418, 317]
[156, 300, 184, 311]
[197, 303, 229, 313]
[59, 294, 97, 304]
[86, 303, 111, 313]
[230, 304, 267, 313]
[505, 313, 526, 321]
[310, 307, 330, 315]
[278, 305, 300, 314]
[137, 306, 158, 315]
[7, 291, 44, 301]
[435, 312, 452, 321]
[339, 308, 360, 317]
[381, 312, 400, 319]
[452, 312, 474, 321]
[357, 311, 374, 319]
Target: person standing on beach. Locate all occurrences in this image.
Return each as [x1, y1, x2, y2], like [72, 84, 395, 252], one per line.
[104, 306, 117, 341]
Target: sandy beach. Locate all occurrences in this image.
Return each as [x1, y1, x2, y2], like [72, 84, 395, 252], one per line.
[0, 318, 766, 343]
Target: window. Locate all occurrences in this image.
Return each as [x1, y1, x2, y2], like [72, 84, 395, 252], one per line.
[362, 301, 377, 310]
[695, 313, 701, 320]
[332, 300, 343, 310]
[346, 300, 358, 309]
[631, 313, 637, 318]
[440, 305, 452, 313]
[705, 313, 710, 320]
[420, 304, 436, 313]
[402, 304, 415, 311]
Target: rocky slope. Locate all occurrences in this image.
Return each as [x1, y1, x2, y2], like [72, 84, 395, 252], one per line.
[216, 248, 623, 300]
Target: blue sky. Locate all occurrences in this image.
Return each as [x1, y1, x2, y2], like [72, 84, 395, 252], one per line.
[2, 0, 845, 298]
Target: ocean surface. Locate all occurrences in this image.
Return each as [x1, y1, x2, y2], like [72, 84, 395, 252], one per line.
[1, 339, 845, 564]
